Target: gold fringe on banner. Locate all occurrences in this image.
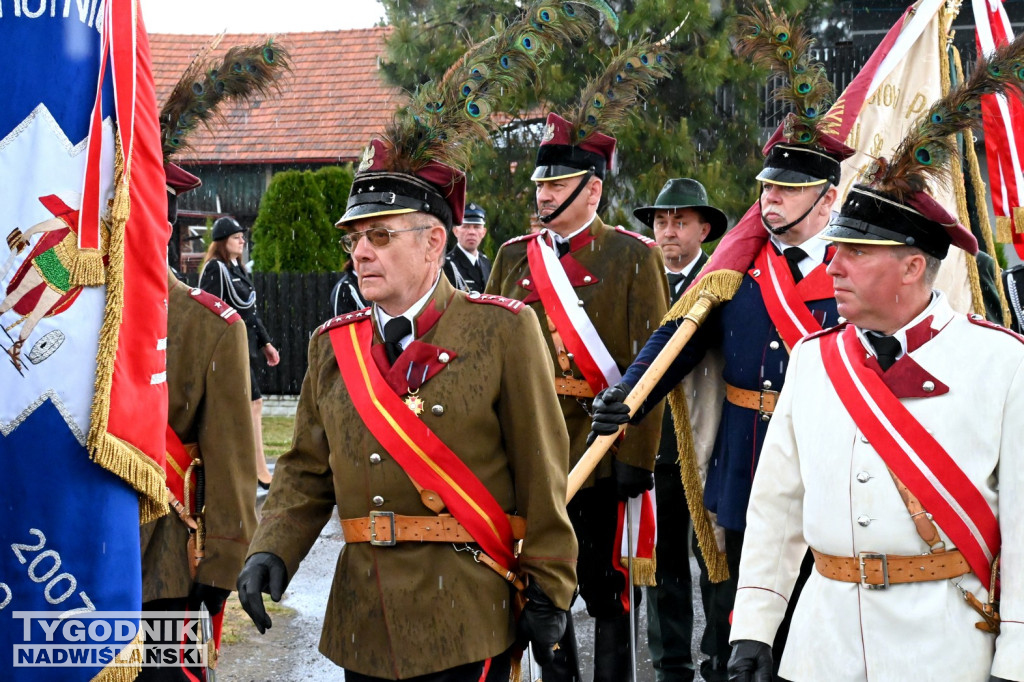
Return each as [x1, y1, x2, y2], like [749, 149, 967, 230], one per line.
[1015, 206, 1024, 234]
[953, 47, 1013, 326]
[996, 216, 1013, 243]
[662, 269, 744, 584]
[90, 629, 143, 682]
[622, 555, 658, 587]
[84, 137, 168, 524]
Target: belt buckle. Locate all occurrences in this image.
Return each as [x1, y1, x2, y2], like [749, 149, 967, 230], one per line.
[859, 552, 888, 589]
[369, 511, 397, 547]
[759, 390, 779, 420]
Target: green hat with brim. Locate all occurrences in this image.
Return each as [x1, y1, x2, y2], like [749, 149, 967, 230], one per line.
[633, 178, 728, 241]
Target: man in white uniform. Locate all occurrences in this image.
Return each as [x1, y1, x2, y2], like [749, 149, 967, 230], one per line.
[726, 174, 1024, 681]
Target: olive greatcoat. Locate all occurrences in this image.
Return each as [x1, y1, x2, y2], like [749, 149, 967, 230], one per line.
[485, 216, 668, 481]
[246, 276, 578, 679]
[140, 273, 258, 600]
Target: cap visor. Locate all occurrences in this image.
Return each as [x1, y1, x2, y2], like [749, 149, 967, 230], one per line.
[335, 204, 416, 227]
[820, 224, 903, 247]
[757, 168, 830, 187]
[532, 165, 589, 182]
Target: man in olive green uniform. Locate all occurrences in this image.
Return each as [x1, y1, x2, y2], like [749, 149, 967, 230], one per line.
[486, 112, 668, 680]
[139, 166, 258, 682]
[236, 138, 578, 681]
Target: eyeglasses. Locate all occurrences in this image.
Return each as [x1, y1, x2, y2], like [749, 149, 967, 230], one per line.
[340, 225, 430, 253]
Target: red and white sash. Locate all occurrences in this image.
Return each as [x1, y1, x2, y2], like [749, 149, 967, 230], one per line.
[329, 319, 519, 574]
[752, 243, 825, 349]
[820, 326, 999, 589]
[526, 235, 621, 393]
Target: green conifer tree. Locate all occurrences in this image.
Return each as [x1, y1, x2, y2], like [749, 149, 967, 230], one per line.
[251, 170, 331, 272]
[379, 0, 829, 250]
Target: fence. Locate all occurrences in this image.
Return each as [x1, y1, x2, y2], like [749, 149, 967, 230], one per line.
[716, 43, 979, 127]
[184, 270, 343, 395]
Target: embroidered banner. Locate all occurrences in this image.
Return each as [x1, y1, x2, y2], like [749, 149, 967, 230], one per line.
[820, 326, 999, 589]
[330, 319, 518, 573]
[751, 243, 823, 349]
[526, 235, 621, 393]
[0, 2, 168, 679]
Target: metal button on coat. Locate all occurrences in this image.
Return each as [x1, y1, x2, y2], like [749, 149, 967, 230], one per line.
[583, 276, 593, 283]
[856, 472, 870, 483]
[372, 495, 384, 507]
[438, 352, 451, 364]
[522, 279, 531, 287]
[762, 380, 773, 390]
[369, 453, 382, 464]
[922, 380, 935, 392]
[431, 404, 445, 416]
[769, 341, 780, 351]
[860, 434, 870, 444]
[857, 515, 871, 527]
[752, 269, 761, 277]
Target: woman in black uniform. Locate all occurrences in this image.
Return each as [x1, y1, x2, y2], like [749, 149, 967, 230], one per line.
[199, 217, 279, 489]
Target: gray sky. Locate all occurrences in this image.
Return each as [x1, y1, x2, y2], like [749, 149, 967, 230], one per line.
[140, 0, 386, 34]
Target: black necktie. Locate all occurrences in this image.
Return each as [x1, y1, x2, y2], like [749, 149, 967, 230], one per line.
[383, 316, 412, 365]
[666, 272, 686, 289]
[866, 332, 901, 371]
[784, 247, 808, 284]
[555, 239, 570, 258]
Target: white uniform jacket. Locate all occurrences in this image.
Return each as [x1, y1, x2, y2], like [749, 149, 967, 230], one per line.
[730, 294, 1024, 682]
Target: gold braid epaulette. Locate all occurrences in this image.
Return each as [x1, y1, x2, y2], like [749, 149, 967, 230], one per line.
[662, 269, 745, 584]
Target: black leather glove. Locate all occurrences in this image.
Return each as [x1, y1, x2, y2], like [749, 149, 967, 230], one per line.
[587, 382, 632, 445]
[612, 458, 654, 500]
[728, 639, 773, 682]
[517, 582, 568, 666]
[189, 583, 231, 615]
[236, 552, 288, 634]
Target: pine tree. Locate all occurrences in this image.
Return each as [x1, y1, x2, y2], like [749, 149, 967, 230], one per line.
[378, 0, 826, 249]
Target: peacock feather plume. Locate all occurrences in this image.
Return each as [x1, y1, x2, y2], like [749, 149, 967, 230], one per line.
[160, 38, 291, 160]
[734, 4, 834, 145]
[379, 1, 614, 174]
[566, 38, 674, 145]
[867, 31, 1024, 199]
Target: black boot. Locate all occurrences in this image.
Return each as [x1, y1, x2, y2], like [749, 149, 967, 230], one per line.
[593, 613, 633, 682]
[541, 610, 582, 682]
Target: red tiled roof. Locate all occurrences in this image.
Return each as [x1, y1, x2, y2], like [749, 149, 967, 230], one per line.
[149, 28, 407, 165]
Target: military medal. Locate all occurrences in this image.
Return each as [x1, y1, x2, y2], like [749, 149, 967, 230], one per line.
[403, 362, 429, 415]
[404, 391, 425, 415]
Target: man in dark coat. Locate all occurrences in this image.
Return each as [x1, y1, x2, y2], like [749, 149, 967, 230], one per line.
[443, 202, 491, 293]
[632, 178, 727, 682]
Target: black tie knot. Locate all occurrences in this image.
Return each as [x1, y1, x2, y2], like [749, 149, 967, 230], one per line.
[666, 272, 686, 289]
[784, 247, 808, 283]
[866, 332, 901, 371]
[383, 316, 412, 364]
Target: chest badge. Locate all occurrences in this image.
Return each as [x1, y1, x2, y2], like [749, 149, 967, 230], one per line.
[404, 392, 425, 416]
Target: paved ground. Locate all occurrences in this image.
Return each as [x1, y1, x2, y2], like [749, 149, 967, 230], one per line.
[219, 487, 711, 681]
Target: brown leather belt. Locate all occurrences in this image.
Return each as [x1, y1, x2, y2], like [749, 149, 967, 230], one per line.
[811, 548, 970, 589]
[549, 320, 595, 398]
[341, 512, 526, 547]
[726, 383, 778, 416]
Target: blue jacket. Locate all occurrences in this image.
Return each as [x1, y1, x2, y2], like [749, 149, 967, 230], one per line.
[623, 257, 840, 531]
